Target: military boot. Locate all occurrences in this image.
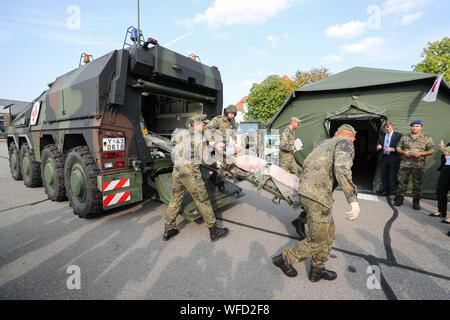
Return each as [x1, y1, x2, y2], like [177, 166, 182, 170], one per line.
[394, 195, 404, 206]
[163, 228, 179, 241]
[308, 266, 337, 282]
[291, 218, 306, 240]
[413, 198, 421, 210]
[209, 226, 229, 242]
[272, 254, 297, 277]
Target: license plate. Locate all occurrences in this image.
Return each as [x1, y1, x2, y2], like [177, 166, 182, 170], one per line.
[103, 138, 125, 151]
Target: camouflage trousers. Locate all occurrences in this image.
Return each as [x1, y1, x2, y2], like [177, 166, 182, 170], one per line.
[165, 165, 217, 230]
[283, 196, 335, 268]
[279, 151, 299, 177]
[397, 166, 425, 198]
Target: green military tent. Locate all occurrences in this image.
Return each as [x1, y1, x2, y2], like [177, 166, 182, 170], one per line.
[267, 67, 450, 196]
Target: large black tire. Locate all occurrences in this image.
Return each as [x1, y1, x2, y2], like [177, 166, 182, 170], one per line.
[8, 143, 22, 180]
[41, 144, 67, 201]
[20, 143, 42, 188]
[64, 146, 102, 218]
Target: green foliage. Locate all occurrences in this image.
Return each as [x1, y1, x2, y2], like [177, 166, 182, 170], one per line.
[244, 68, 331, 122]
[245, 75, 289, 122]
[293, 67, 331, 88]
[413, 37, 449, 81]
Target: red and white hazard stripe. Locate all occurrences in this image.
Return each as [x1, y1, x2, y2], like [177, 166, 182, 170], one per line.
[102, 178, 130, 192]
[103, 191, 131, 207]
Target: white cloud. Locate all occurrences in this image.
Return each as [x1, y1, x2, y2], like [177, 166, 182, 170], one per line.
[325, 20, 366, 38]
[400, 12, 424, 25]
[342, 37, 384, 53]
[177, 0, 294, 27]
[267, 35, 279, 47]
[322, 54, 343, 62]
[382, 0, 426, 15]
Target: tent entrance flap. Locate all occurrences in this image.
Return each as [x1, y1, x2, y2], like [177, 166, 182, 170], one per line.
[329, 117, 383, 193]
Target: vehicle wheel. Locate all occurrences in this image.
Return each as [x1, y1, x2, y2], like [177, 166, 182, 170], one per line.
[9, 143, 22, 180]
[41, 144, 67, 201]
[64, 146, 102, 218]
[20, 143, 42, 188]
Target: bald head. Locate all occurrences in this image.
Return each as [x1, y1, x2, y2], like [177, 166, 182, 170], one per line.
[335, 129, 356, 142]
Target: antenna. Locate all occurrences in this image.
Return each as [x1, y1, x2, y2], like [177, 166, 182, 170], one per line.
[137, 0, 141, 45]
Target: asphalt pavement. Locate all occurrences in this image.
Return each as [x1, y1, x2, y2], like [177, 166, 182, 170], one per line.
[0, 140, 448, 300]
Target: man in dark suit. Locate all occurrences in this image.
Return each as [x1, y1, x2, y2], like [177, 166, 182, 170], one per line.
[377, 121, 403, 197]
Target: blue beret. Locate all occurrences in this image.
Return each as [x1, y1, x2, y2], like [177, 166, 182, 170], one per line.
[410, 120, 423, 126]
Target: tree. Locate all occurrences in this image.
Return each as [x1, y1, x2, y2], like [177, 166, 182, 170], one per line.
[244, 68, 331, 122]
[293, 67, 331, 88]
[245, 75, 289, 122]
[413, 37, 449, 81]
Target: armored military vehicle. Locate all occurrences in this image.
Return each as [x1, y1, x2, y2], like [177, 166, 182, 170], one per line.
[6, 28, 243, 219]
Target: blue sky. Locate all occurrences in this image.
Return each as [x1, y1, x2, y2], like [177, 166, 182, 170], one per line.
[0, 0, 449, 107]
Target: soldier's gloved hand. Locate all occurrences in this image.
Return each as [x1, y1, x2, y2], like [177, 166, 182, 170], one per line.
[345, 202, 360, 221]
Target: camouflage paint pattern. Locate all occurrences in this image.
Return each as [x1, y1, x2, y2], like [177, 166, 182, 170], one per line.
[282, 196, 335, 268]
[279, 127, 299, 176]
[207, 115, 237, 143]
[6, 42, 225, 213]
[397, 133, 435, 169]
[396, 133, 434, 198]
[166, 127, 217, 229]
[397, 167, 425, 198]
[165, 164, 217, 229]
[298, 137, 357, 209]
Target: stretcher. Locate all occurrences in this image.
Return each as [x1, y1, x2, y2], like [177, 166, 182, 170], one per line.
[143, 132, 302, 220]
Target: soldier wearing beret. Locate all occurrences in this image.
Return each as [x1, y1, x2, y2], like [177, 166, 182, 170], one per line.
[164, 114, 230, 242]
[394, 120, 434, 210]
[273, 124, 360, 282]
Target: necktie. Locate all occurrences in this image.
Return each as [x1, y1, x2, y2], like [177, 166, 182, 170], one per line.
[384, 133, 391, 154]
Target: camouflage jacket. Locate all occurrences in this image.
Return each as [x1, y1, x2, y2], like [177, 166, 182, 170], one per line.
[171, 128, 210, 167]
[298, 137, 357, 208]
[397, 133, 435, 168]
[280, 127, 295, 153]
[207, 115, 237, 143]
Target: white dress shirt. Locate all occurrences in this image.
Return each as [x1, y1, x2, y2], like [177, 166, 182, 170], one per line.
[383, 131, 394, 154]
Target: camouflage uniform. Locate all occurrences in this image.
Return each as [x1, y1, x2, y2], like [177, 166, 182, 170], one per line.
[207, 105, 237, 173]
[397, 133, 434, 198]
[207, 110, 238, 147]
[282, 136, 357, 268]
[165, 123, 217, 230]
[279, 127, 299, 176]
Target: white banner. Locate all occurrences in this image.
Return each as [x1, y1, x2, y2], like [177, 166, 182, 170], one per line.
[423, 74, 444, 103]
